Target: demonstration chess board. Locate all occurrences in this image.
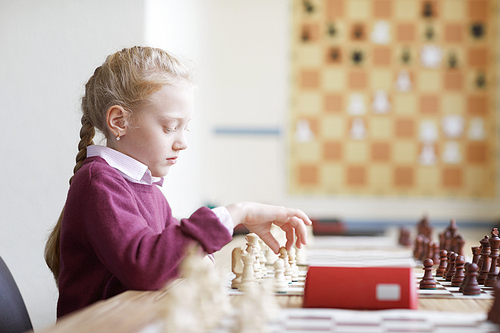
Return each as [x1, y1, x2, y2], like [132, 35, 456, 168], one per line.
[417, 273, 495, 300]
[288, 0, 498, 198]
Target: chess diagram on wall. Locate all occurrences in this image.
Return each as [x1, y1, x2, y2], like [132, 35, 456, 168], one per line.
[288, 0, 498, 198]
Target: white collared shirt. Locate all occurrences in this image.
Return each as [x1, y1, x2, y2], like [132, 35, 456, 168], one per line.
[86, 145, 234, 236]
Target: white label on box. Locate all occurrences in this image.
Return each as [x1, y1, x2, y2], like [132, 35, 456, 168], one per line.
[376, 284, 401, 301]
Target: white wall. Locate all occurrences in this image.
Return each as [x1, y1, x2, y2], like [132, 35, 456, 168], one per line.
[0, 0, 145, 329]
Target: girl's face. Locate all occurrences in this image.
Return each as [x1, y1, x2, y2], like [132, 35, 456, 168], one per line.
[118, 83, 194, 178]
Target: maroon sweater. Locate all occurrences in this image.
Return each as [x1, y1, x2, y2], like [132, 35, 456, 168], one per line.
[57, 157, 232, 318]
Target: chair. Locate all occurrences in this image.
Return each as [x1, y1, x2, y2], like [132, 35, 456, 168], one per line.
[0, 256, 33, 333]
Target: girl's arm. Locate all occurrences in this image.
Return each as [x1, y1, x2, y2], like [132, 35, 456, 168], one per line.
[225, 202, 312, 254]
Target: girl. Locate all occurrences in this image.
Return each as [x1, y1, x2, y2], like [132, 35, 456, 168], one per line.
[45, 46, 312, 318]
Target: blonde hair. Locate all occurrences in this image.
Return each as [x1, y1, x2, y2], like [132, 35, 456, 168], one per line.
[44, 46, 195, 283]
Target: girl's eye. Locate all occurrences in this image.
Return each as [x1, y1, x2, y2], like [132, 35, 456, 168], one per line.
[164, 127, 176, 133]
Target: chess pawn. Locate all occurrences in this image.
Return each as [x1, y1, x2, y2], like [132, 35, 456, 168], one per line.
[435, 250, 448, 277]
[420, 258, 437, 289]
[487, 280, 500, 324]
[395, 70, 412, 92]
[459, 262, 470, 293]
[273, 258, 288, 293]
[279, 247, 293, 283]
[446, 252, 458, 281]
[472, 246, 481, 264]
[463, 263, 481, 296]
[431, 243, 440, 266]
[372, 90, 390, 113]
[239, 250, 256, 293]
[288, 247, 299, 282]
[231, 247, 244, 289]
[451, 255, 465, 287]
[485, 228, 500, 287]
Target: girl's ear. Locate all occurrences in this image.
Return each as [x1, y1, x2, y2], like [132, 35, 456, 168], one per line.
[106, 105, 130, 139]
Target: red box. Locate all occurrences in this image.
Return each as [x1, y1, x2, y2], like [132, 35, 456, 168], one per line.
[303, 266, 417, 310]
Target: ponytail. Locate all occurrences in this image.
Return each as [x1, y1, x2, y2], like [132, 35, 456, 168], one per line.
[44, 114, 95, 283]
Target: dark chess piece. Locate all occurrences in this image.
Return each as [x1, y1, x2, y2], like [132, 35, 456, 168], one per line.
[425, 26, 435, 40]
[451, 255, 465, 287]
[487, 280, 500, 324]
[471, 23, 485, 39]
[472, 246, 481, 264]
[401, 48, 411, 64]
[448, 53, 457, 68]
[463, 263, 481, 296]
[420, 258, 437, 290]
[398, 227, 412, 246]
[476, 73, 486, 88]
[459, 262, 470, 293]
[328, 24, 336, 37]
[436, 250, 448, 277]
[431, 242, 440, 265]
[303, 0, 314, 13]
[417, 215, 433, 239]
[478, 236, 492, 284]
[485, 228, 500, 287]
[419, 237, 430, 262]
[443, 251, 454, 278]
[446, 252, 458, 281]
[452, 234, 465, 256]
[352, 51, 363, 64]
[422, 2, 434, 17]
[414, 235, 423, 259]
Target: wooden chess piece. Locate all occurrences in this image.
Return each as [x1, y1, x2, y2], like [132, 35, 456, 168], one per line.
[472, 246, 481, 264]
[446, 252, 458, 281]
[463, 263, 481, 296]
[485, 228, 500, 287]
[414, 235, 423, 259]
[431, 242, 440, 266]
[451, 255, 465, 287]
[459, 262, 470, 293]
[478, 235, 492, 284]
[453, 234, 465, 256]
[436, 250, 448, 277]
[279, 247, 292, 283]
[419, 237, 430, 262]
[420, 258, 437, 289]
[239, 250, 256, 292]
[398, 227, 412, 246]
[272, 258, 288, 293]
[231, 247, 244, 289]
[487, 280, 500, 324]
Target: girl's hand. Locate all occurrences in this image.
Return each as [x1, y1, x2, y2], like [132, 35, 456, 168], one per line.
[225, 202, 312, 254]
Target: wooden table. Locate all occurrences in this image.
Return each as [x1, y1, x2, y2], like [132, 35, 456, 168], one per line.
[36, 234, 494, 333]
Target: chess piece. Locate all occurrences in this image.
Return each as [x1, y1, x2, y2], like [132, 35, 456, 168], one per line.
[272, 258, 288, 293]
[348, 94, 366, 115]
[443, 251, 454, 277]
[420, 258, 437, 289]
[446, 252, 458, 281]
[419, 237, 430, 262]
[419, 120, 438, 143]
[395, 70, 412, 92]
[370, 21, 390, 44]
[451, 255, 465, 287]
[239, 250, 256, 292]
[350, 118, 367, 140]
[487, 280, 500, 324]
[420, 44, 442, 68]
[468, 117, 486, 141]
[431, 243, 440, 265]
[398, 227, 412, 246]
[442, 115, 465, 139]
[419, 144, 437, 166]
[414, 235, 424, 259]
[485, 228, 500, 287]
[442, 141, 462, 164]
[295, 119, 314, 142]
[417, 215, 433, 240]
[372, 90, 390, 114]
[459, 262, 470, 293]
[452, 234, 465, 256]
[279, 247, 293, 283]
[472, 246, 481, 264]
[478, 235, 492, 284]
[463, 263, 481, 296]
[231, 247, 244, 289]
[288, 247, 299, 282]
[471, 23, 485, 39]
[436, 250, 448, 277]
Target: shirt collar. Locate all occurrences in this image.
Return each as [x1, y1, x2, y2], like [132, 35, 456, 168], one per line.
[87, 145, 164, 186]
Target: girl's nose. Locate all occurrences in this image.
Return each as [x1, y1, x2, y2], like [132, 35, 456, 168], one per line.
[173, 131, 188, 150]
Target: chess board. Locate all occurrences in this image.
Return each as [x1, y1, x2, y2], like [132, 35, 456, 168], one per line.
[288, 0, 498, 198]
[207, 308, 497, 333]
[417, 273, 495, 299]
[227, 268, 307, 296]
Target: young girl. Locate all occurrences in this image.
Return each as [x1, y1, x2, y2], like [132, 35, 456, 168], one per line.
[45, 46, 312, 318]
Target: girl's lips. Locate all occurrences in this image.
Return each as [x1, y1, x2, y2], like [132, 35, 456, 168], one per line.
[167, 157, 178, 164]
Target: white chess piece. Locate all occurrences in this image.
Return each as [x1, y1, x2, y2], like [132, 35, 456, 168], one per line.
[442, 141, 461, 164]
[370, 20, 391, 44]
[419, 144, 437, 166]
[231, 247, 244, 289]
[442, 114, 465, 138]
[239, 250, 256, 292]
[395, 70, 412, 92]
[279, 247, 293, 283]
[273, 258, 288, 293]
[468, 117, 486, 141]
[348, 93, 366, 115]
[295, 119, 314, 142]
[420, 44, 443, 68]
[288, 247, 299, 282]
[372, 90, 390, 113]
[419, 120, 438, 143]
[350, 118, 367, 140]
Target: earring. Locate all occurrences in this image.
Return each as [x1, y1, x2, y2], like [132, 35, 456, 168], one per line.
[116, 132, 121, 141]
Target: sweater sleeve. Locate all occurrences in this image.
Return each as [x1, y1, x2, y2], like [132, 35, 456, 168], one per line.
[78, 168, 232, 290]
